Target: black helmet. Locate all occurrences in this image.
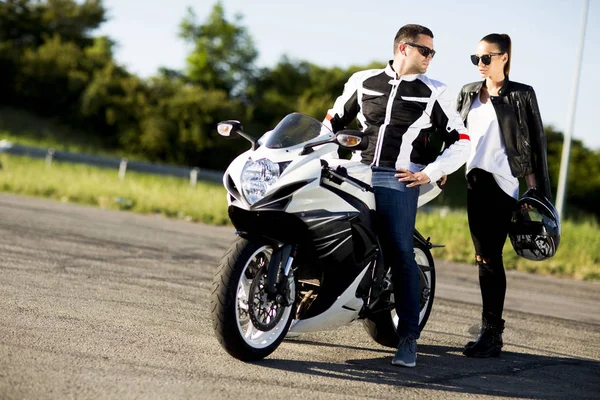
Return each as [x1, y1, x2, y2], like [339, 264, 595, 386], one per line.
[508, 188, 560, 261]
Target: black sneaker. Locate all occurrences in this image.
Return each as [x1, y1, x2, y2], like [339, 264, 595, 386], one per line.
[392, 337, 417, 367]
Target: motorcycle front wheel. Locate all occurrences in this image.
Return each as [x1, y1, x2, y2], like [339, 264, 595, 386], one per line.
[362, 241, 436, 348]
[211, 237, 296, 361]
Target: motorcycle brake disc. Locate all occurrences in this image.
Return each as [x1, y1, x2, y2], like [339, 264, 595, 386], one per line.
[248, 267, 286, 331]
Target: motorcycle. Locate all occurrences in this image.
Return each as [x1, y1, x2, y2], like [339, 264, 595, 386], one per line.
[211, 113, 443, 361]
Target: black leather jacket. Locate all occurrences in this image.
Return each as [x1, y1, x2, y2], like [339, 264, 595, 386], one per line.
[456, 78, 552, 200]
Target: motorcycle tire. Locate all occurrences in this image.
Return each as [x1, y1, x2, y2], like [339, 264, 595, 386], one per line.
[211, 237, 296, 361]
[362, 241, 436, 348]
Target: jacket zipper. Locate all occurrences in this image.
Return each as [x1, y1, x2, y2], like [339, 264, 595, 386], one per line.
[372, 78, 401, 166]
[515, 100, 530, 149]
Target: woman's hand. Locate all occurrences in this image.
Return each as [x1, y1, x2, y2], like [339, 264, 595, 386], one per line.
[522, 173, 538, 209]
[395, 168, 431, 188]
[439, 175, 447, 187]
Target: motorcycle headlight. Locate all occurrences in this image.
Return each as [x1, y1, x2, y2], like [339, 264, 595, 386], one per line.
[241, 158, 280, 205]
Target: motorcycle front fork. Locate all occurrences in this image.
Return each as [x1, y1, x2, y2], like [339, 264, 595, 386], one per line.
[266, 244, 297, 307]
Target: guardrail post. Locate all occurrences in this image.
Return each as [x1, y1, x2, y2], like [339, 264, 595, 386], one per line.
[119, 158, 128, 180]
[190, 167, 199, 187]
[45, 148, 55, 168]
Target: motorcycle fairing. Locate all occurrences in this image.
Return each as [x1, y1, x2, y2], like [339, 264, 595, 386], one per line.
[287, 263, 371, 334]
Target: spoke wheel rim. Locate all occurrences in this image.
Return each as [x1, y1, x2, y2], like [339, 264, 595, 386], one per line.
[248, 267, 286, 331]
[234, 245, 295, 349]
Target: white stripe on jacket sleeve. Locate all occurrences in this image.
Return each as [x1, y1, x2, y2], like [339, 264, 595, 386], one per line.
[421, 86, 471, 183]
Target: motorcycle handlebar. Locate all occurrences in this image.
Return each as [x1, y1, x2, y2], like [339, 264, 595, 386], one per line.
[320, 161, 374, 193]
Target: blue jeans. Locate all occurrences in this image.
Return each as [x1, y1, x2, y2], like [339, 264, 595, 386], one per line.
[372, 167, 420, 340]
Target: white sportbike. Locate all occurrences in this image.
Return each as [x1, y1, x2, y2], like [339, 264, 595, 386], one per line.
[211, 113, 443, 361]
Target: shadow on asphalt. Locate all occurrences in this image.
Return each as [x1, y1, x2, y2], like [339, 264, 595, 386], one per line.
[260, 340, 600, 399]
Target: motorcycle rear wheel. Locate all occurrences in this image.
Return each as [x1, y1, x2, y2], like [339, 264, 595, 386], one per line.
[211, 237, 296, 361]
[362, 241, 436, 348]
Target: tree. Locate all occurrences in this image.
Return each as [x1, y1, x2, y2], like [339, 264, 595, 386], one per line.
[179, 1, 258, 98]
[0, 0, 109, 119]
[0, 0, 105, 48]
[17, 35, 88, 115]
[81, 61, 147, 146]
[248, 57, 313, 129]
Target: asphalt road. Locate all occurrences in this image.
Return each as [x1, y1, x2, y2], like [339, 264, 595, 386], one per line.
[0, 194, 598, 399]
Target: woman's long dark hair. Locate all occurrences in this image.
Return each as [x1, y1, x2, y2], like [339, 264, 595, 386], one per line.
[481, 33, 511, 77]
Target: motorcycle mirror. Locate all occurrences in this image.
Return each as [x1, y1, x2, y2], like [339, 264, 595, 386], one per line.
[217, 120, 243, 138]
[217, 120, 258, 150]
[335, 130, 368, 151]
[337, 134, 362, 147]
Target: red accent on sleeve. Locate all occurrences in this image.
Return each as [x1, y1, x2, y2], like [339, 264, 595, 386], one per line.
[459, 134, 470, 141]
[326, 114, 333, 121]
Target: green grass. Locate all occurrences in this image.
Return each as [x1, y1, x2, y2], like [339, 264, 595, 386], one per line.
[1, 153, 598, 281]
[0, 154, 229, 225]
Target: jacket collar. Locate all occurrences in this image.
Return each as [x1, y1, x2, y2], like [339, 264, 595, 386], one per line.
[384, 60, 421, 81]
[496, 77, 510, 96]
[471, 77, 511, 96]
[385, 61, 396, 78]
[385, 61, 420, 81]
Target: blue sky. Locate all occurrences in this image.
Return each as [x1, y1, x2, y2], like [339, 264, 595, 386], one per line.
[97, 0, 599, 150]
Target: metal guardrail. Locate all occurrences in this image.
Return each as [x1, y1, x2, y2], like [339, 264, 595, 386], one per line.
[0, 140, 223, 184]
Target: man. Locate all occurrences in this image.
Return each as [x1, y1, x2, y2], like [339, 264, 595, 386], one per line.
[323, 24, 470, 367]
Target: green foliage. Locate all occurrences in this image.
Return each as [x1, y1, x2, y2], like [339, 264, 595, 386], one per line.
[19, 34, 89, 116]
[80, 61, 146, 146]
[0, 0, 112, 126]
[180, 1, 258, 97]
[0, 0, 105, 48]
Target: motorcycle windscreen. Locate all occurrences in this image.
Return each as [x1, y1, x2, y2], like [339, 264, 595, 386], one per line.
[264, 113, 330, 149]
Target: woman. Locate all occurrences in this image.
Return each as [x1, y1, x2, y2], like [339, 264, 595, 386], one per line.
[456, 33, 552, 358]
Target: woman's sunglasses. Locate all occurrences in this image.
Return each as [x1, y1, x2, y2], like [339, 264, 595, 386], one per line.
[403, 42, 436, 58]
[470, 53, 504, 66]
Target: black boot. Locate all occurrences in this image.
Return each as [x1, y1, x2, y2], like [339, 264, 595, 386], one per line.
[464, 317, 486, 348]
[463, 317, 504, 358]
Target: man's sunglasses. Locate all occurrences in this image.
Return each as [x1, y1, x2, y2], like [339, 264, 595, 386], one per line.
[470, 53, 504, 66]
[403, 42, 436, 58]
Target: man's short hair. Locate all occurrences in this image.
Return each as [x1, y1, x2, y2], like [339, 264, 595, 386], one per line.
[393, 24, 434, 53]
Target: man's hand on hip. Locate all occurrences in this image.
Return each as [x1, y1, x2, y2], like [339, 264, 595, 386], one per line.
[395, 168, 431, 188]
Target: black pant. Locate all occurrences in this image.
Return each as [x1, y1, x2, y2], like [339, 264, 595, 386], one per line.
[467, 168, 517, 323]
